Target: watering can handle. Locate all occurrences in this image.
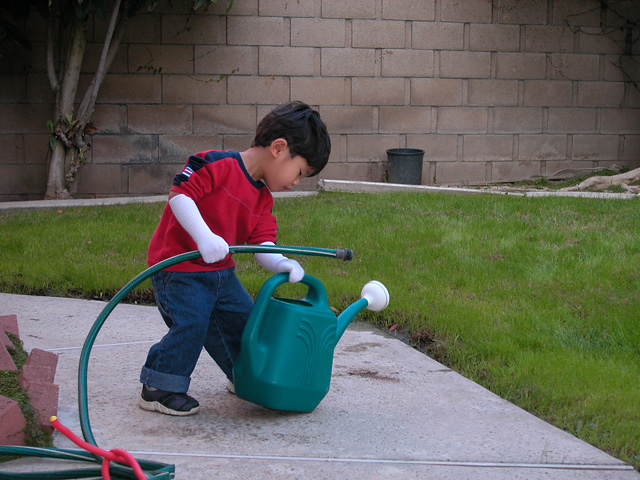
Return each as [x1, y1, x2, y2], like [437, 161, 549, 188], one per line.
[242, 273, 331, 374]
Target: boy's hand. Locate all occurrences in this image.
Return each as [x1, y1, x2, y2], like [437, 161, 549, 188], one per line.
[198, 233, 229, 263]
[275, 258, 305, 283]
[169, 193, 229, 263]
[254, 242, 305, 283]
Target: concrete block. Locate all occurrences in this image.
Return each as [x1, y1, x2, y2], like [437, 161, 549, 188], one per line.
[623, 135, 640, 162]
[193, 105, 257, 135]
[347, 135, 400, 163]
[25, 382, 59, 433]
[0, 345, 17, 371]
[578, 27, 626, 55]
[552, 0, 601, 27]
[600, 109, 640, 134]
[549, 54, 599, 81]
[407, 134, 458, 162]
[228, 16, 285, 46]
[440, 0, 493, 23]
[222, 135, 255, 152]
[496, 52, 546, 79]
[320, 106, 374, 134]
[75, 165, 129, 196]
[382, 0, 435, 21]
[352, 78, 405, 105]
[604, 54, 640, 82]
[83, 43, 128, 74]
[525, 26, 575, 53]
[291, 18, 345, 47]
[379, 106, 432, 134]
[548, 108, 597, 134]
[381, 49, 434, 78]
[353, 20, 406, 48]
[412, 79, 463, 106]
[128, 164, 183, 195]
[470, 24, 520, 52]
[435, 161, 487, 185]
[0, 135, 24, 165]
[194, 46, 258, 75]
[543, 160, 595, 178]
[491, 161, 543, 182]
[437, 107, 488, 134]
[99, 74, 161, 104]
[322, 0, 376, 19]
[577, 82, 624, 108]
[493, 107, 543, 134]
[463, 135, 513, 162]
[162, 75, 226, 104]
[0, 164, 47, 197]
[439, 51, 491, 79]
[0, 315, 19, 337]
[496, 0, 547, 24]
[259, 47, 316, 76]
[25, 348, 58, 370]
[412, 22, 463, 50]
[227, 76, 289, 105]
[523, 81, 572, 107]
[159, 135, 223, 161]
[0, 396, 26, 446]
[518, 135, 567, 161]
[23, 134, 48, 166]
[91, 106, 127, 134]
[128, 44, 194, 75]
[259, 0, 315, 17]
[0, 104, 51, 134]
[319, 161, 381, 182]
[162, 14, 226, 44]
[468, 79, 518, 106]
[572, 135, 619, 161]
[91, 135, 159, 164]
[322, 48, 376, 77]
[0, 74, 26, 102]
[19, 365, 56, 389]
[128, 105, 193, 134]
[291, 77, 350, 106]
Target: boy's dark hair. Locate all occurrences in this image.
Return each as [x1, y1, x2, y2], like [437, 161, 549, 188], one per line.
[253, 101, 331, 176]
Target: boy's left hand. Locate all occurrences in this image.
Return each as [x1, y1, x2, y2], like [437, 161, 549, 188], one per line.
[276, 258, 304, 283]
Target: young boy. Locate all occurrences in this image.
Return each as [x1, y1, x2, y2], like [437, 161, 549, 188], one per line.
[139, 101, 331, 416]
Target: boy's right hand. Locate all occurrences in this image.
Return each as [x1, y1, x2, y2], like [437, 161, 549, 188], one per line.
[169, 193, 229, 263]
[198, 233, 229, 263]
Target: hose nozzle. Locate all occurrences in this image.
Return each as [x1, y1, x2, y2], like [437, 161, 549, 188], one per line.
[336, 249, 354, 261]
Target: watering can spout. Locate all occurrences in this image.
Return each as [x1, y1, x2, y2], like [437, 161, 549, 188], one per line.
[336, 280, 390, 339]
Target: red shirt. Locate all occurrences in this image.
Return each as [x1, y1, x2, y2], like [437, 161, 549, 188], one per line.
[147, 150, 277, 272]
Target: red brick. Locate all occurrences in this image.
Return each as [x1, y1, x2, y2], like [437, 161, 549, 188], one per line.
[19, 364, 56, 390]
[25, 348, 59, 371]
[0, 345, 17, 371]
[25, 383, 59, 433]
[0, 330, 12, 348]
[0, 315, 19, 337]
[0, 396, 26, 445]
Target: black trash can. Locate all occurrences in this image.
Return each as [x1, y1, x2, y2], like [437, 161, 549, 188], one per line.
[386, 148, 425, 185]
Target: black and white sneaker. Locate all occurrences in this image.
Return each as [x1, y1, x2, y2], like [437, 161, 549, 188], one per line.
[139, 385, 200, 416]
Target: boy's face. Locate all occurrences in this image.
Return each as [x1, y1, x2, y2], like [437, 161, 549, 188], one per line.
[264, 143, 314, 192]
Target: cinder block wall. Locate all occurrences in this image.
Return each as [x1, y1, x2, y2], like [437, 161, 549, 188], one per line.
[1, 0, 639, 199]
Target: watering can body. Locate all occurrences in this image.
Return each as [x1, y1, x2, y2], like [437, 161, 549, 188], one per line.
[233, 273, 350, 412]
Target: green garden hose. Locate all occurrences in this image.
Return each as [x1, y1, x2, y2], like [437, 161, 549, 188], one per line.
[0, 245, 352, 480]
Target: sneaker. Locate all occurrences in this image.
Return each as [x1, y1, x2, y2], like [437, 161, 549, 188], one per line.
[226, 381, 235, 395]
[139, 385, 200, 416]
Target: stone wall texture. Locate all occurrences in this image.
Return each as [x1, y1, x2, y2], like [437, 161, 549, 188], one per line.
[1, 0, 639, 200]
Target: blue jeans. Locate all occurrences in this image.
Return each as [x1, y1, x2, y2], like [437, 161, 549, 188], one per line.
[140, 267, 253, 393]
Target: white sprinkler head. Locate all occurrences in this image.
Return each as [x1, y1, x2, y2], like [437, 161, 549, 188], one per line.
[361, 281, 390, 312]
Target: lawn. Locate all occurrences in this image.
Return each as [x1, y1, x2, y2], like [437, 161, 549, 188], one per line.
[0, 191, 639, 469]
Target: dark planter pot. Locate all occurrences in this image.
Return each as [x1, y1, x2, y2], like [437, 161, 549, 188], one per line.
[386, 148, 425, 185]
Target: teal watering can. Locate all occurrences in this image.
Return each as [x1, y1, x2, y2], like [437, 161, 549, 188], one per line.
[233, 273, 390, 412]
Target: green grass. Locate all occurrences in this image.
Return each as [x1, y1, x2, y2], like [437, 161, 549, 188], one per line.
[1, 192, 639, 469]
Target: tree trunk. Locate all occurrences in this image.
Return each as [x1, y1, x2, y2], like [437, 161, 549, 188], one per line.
[562, 167, 640, 193]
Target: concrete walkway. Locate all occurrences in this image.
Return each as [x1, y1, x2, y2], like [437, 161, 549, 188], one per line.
[0, 293, 637, 479]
